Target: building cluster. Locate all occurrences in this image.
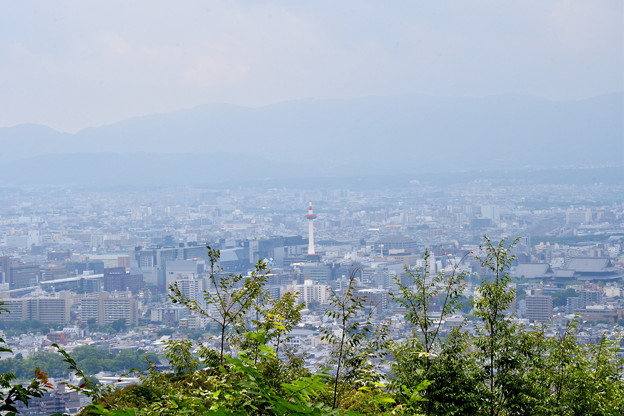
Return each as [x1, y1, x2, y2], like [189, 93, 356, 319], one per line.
[0, 179, 622, 413]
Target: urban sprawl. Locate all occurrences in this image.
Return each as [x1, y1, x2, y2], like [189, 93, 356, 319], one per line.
[0, 177, 622, 413]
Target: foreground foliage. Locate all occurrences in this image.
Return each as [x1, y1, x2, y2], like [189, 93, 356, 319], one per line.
[3, 238, 624, 415]
[0, 308, 53, 415]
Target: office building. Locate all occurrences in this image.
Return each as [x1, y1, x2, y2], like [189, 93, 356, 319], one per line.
[0, 297, 71, 324]
[79, 292, 138, 326]
[525, 295, 553, 322]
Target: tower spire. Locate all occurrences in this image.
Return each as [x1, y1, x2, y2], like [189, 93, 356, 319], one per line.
[304, 201, 317, 255]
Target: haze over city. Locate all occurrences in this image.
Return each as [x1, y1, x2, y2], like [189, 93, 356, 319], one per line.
[0, 2, 623, 414]
[1, 1, 622, 186]
[1, 1, 622, 130]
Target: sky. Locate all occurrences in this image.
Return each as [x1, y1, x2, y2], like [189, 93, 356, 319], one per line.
[0, 0, 622, 132]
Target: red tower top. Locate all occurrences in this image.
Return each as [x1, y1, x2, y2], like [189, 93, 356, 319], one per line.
[305, 201, 317, 219]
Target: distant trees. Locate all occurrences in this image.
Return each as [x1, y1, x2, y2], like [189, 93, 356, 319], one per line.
[552, 287, 578, 307]
[0, 346, 157, 380]
[0, 320, 63, 336]
[87, 317, 130, 334]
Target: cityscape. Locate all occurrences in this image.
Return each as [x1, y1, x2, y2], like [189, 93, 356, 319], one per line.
[0, 167, 622, 412]
[1, 1, 622, 414]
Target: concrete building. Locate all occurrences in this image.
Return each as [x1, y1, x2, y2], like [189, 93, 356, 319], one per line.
[10, 263, 39, 289]
[172, 277, 206, 308]
[0, 256, 10, 285]
[0, 297, 71, 324]
[165, 259, 205, 288]
[79, 292, 138, 326]
[16, 384, 81, 415]
[150, 304, 188, 325]
[374, 235, 419, 255]
[296, 263, 332, 282]
[525, 295, 553, 322]
[566, 296, 583, 314]
[287, 280, 329, 305]
[357, 288, 389, 310]
[103, 267, 144, 294]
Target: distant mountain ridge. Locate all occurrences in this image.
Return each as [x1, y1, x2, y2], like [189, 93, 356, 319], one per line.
[0, 93, 622, 185]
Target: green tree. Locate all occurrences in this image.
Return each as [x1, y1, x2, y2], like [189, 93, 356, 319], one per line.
[169, 245, 269, 364]
[57, 238, 624, 416]
[552, 288, 578, 308]
[471, 236, 552, 416]
[87, 317, 98, 330]
[164, 339, 199, 374]
[0, 303, 54, 415]
[236, 289, 305, 365]
[111, 318, 127, 333]
[321, 269, 387, 409]
[21, 351, 67, 379]
[422, 328, 482, 415]
[392, 250, 468, 358]
[390, 249, 469, 414]
[530, 322, 624, 415]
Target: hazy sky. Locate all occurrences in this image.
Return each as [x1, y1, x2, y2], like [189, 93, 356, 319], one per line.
[1, 0, 622, 132]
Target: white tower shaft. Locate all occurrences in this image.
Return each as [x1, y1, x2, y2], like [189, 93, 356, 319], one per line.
[308, 219, 315, 255]
[305, 201, 317, 255]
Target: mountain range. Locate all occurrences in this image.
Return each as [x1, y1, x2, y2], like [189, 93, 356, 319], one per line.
[0, 93, 622, 186]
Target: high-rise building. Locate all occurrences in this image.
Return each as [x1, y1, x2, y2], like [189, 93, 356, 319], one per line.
[481, 205, 501, 222]
[172, 277, 206, 308]
[165, 259, 205, 287]
[103, 267, 144, 293]
[0, 299, 26, 321]
[79, 292, 138, 326]
[33, 298, 69, 323]
[357, 288, 389, 310]
[297, 263, 331, 282]
[566, 297, 583, 313]
[525, 295, 553, 322]
[0, 297, 70, 324]
[566, 290, 604, 313]
[0, 256, 10, 285]
[287, 280, 329, 305]
[65, 260, 104, 276]
[580, 290, 603, 306]
[10, 263, 39, 289]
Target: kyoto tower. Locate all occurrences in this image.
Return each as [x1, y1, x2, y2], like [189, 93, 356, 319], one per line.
[305, 201, 317, 255]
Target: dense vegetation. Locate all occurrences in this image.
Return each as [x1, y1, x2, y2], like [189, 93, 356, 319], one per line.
[0, 321, 64, 337]
[530, 234, 611, 245]
[0, 346, 157, 381]
[2, 237, 623, 415]
[0, 317, 128, 338]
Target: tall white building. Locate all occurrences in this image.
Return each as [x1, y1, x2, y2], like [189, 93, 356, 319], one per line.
[287, 280, 329, 305]
[79, 291, 138, 326]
